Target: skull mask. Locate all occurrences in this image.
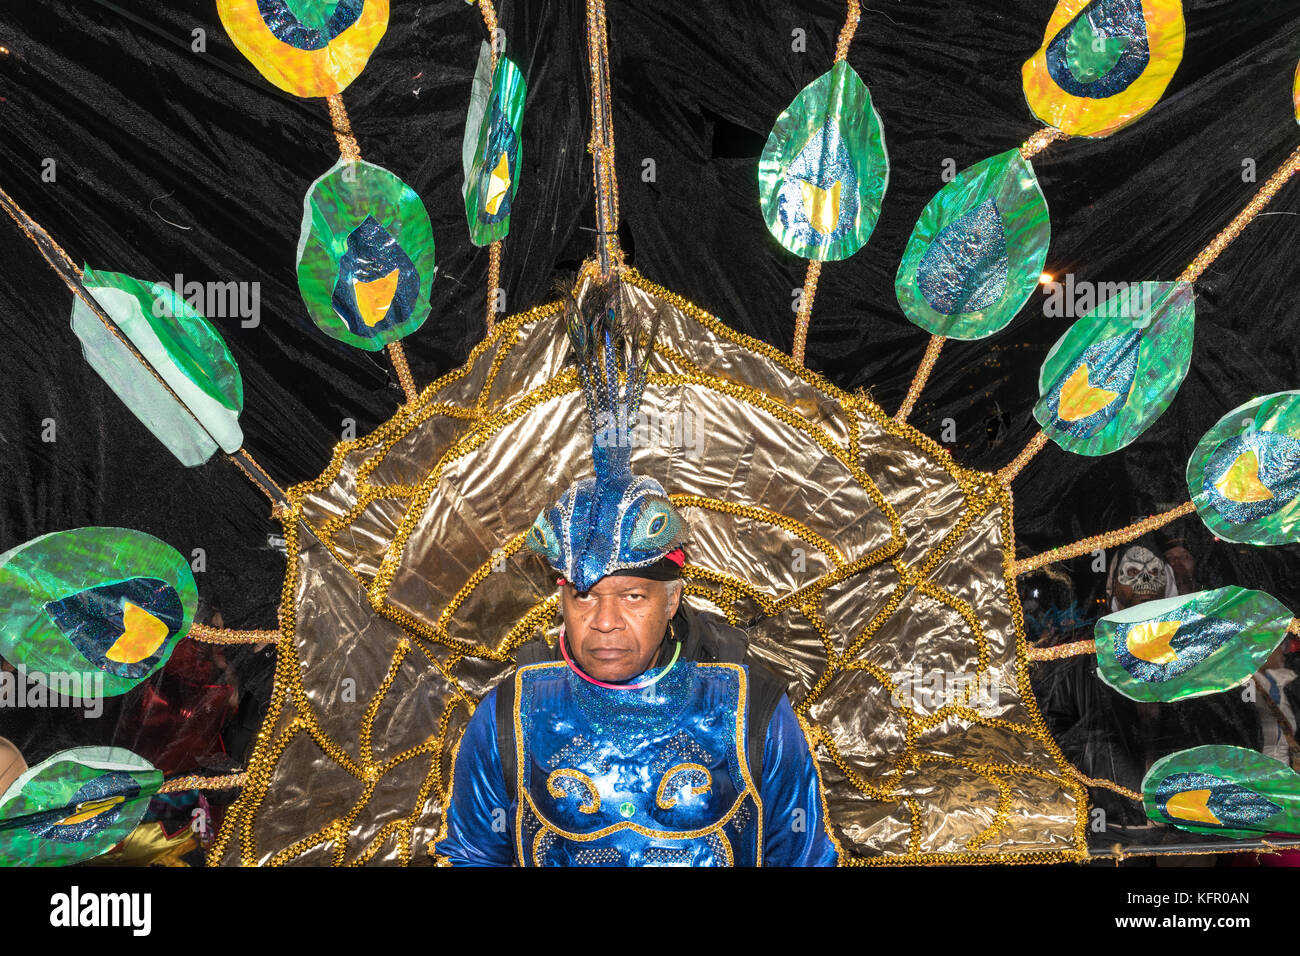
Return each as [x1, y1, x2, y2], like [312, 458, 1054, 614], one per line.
[1111, 545, 1168, 609]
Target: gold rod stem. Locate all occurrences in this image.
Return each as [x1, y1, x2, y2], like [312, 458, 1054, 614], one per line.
[894, 334, 945, 424]
[834, 0, 861, 62]
[387, 341, 419, 404]
[1063, 763, 1142, 802]
[326, 94, 361, 162]
[480, 0, 503, 334]
[1026, 639, 1096, 661]
[792, 259, 822, 366]
[1179, 142, 1300, 285]
[586, 0, 622, 276]
[1019, 126, 1068, 161]
[996, 429, 1050, 485]
[189, 622, 280, 644]
[158, 772, 248, 793]
[478, 0, 500, 68]
[486, 239, 502, 334]
[226, 450, 292, 512]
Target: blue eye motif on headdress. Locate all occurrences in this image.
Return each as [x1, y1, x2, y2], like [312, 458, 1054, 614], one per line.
[525, 512, 563, 567]
[626, 497, 683, 554]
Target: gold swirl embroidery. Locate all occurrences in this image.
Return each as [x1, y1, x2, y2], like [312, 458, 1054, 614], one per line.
[655, 762, 713, 810]
[547, 768, 601, 814]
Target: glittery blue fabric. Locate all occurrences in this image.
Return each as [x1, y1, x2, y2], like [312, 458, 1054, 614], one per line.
[1045, 328, 1140, 438]
[1155, 771, 1280, 828]
[1045, 0, 1150, 98]
[329, 215, 420, 339]
[1111, 607, 1242, 684]
[255, 0, 364, 51]
[23, 771, 141, 843]
[42, 577, 183, 680]
[775, 117, 860, 245]
[1201, 430, 1300, 524]
[916, 198, 1009, 315]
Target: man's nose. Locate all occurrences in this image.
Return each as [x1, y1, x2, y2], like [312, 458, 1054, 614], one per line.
[589, 596, 625, 632]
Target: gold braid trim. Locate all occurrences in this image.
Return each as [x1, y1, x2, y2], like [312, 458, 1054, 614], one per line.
[327, 93, 361, 162]
[189, 622, 280, 644]
[1014, 500, 1196, 576]
[1026, 638, 1096, 661]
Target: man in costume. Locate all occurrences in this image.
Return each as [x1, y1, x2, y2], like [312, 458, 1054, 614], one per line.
[434, 283, 837, 867]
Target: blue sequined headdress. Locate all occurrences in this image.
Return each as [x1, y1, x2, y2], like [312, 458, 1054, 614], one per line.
[523, 279, 688, 591]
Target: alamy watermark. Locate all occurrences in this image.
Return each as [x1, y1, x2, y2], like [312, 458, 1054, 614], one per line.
[0, 669, 104, 718]
[593, 407, 703, 459]
[1041, 274, 1157, 322]
[890, 666, 1000, 711]
[152, 273, 260, 328]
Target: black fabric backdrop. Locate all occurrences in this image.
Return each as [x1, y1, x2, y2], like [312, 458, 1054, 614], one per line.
[1, 0, 1298, 857]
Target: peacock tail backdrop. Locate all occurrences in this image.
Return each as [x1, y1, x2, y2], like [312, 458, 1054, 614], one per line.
[1, 0, 1299, 865]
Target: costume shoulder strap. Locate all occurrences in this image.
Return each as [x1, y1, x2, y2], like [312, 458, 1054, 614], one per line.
[494, 672, 519, 810]
[496, 639, 563, 804]
[742, 657, 786, 788]
[685, 605, 786, 785]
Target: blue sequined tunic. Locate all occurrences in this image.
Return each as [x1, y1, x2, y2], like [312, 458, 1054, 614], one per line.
[436, 655, 838, 867]
[515, 659, 758, 866]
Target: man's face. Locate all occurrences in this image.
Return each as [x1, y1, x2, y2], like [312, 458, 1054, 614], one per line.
[560, 574, 681, 683]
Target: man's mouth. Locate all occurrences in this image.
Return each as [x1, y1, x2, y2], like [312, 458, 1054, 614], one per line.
[588, 646, 629, 660]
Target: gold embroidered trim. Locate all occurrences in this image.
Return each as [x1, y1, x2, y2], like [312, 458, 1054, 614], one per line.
[656, 763, 713, 809]
[548, 768, 601, 813]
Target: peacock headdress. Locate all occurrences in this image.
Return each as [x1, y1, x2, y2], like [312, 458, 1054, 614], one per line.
[523, 280, 687, 591]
